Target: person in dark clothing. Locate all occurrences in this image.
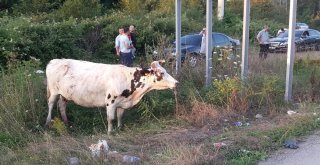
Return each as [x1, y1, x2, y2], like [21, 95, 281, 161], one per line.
[128, 25, 137, 57]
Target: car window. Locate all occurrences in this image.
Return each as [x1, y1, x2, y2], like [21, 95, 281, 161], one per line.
[213, 34, 228, 44]
[308, 30, 320, 36]
[180, 35, 202, 46]
[278, 31, 303, 38]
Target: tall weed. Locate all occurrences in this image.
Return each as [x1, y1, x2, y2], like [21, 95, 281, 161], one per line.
[0, 60, 46, 144]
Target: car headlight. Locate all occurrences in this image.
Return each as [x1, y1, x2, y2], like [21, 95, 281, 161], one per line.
[280, 42, 287, 46]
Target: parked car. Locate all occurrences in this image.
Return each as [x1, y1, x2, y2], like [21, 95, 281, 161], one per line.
[269, 29, 320, 53]
[296, 22, 309, 29]
[153, 32, 240, 67]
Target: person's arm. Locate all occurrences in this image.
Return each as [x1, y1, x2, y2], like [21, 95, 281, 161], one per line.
[124, 37, 132, 49]
[115, 37, 120, 56]
[256, 32, 261, 43]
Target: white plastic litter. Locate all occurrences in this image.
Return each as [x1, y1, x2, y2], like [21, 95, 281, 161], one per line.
[35, 70, 45, 74]
[89, 140, 109, 158]
[122, 155, 141, 163]
[287, 110, 297, 115]
[67, 157, 79, 165]
[255, 114, 263, 119]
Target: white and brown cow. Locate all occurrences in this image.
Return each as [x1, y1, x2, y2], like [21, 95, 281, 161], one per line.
[45, 59, 178, 134]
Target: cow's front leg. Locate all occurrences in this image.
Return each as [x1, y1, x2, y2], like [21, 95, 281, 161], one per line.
[117, 108, 125, 129]
[106, 106, 116, 135]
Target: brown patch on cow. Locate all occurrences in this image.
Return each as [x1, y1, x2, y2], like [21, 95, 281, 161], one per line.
[136, 82, 142, 88]
[121, 89, 131, 98]
[133, 70, 142, 83]
[107, 103, 109, 106]
[114, 96, 117, 99]
[141, 83, 145, 88]
[107, 94, 111, 99]
[111, 100, 115, 104]
[140, 69, 151, 76]
[134, 69, 150, 83]
[130, 80, 136, 93]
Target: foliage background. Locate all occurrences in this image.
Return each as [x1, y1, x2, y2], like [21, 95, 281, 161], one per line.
[0, 0, 319, 68]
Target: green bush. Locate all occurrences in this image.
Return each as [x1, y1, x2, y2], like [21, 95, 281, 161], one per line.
[55, 0, 102, 19]
[12, 0, 62, 15]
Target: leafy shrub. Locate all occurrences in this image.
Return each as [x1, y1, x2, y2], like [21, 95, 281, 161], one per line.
[55, 0, 102, 19]
[12, 0, 62, 15]
[206, 77, 241, 107]
[247, 75, 285, 108]
[52, 117, 68, 135]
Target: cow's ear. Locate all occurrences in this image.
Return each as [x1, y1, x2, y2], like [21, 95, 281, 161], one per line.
[158, 60, 165, 65]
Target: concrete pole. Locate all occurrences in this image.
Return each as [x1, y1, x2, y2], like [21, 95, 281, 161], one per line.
[175, 0, 181, 74]
[217, 0, 224, 20]
[241, 0, 250, 82]
[205, 0, 213, 87]
[285, 0, 297, 102]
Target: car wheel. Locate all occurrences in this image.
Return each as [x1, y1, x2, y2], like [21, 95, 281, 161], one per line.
[189, 55, 198, 67]
[296, 44, 302, 52]
[314, 43, 320, 51]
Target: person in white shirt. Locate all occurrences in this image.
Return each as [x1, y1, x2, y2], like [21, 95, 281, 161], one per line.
[256, 25, 270, 59]
[199, 27, 206, 55]
[119, 27, 134, 67]
[115, 27, 124, 57]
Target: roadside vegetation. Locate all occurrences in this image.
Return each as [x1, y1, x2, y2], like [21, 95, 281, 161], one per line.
[1, 0, 320, 164]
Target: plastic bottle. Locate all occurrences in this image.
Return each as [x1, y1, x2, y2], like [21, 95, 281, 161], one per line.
[122, 155, 141, 163]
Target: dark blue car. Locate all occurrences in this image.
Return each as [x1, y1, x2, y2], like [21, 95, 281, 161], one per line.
[153, 32, 240, 67]
[269, 29, 320, 53]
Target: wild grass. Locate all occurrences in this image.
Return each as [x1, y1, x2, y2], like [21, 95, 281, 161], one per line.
[1, 49, 320, 164]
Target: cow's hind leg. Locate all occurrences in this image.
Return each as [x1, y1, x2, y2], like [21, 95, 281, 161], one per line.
[117, 108, 125, 129]
[46, 94, 59, 126]
[58, 95, 68, 124]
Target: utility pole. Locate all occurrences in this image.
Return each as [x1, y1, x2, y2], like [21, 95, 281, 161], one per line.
[241, 0, 250, 82]
[205, 0, 213, 87]
[217, 0, 224, 20]
[285, 0, 297, 102]
[175, 0, 181, 74]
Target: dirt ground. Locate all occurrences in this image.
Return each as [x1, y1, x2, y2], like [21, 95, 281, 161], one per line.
[258, 130, 320, 165]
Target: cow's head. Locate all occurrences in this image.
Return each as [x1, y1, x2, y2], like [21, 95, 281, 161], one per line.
[149, 60, 178, 90]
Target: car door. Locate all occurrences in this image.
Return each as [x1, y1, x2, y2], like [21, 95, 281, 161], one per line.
[308, 29, 320, 50]
[309, 30, 320, 42]
[212, 33, 231, 48]
[301, 30, 314, 46]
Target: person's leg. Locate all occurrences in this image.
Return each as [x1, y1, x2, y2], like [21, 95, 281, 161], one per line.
[131, 47, 136, 58]
[120, 52, 125, 65]
[264, 44, 269, 58]
[259, 44, 264, 58]
[263, 44, 269, 59]
[122, 52, 132, 67]
[128, 52, 133, 67]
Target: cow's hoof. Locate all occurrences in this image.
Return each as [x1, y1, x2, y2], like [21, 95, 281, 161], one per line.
[45, 120, 53, 128]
